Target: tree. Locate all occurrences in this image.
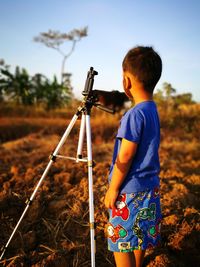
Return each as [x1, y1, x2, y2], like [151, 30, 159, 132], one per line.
[162, 82, 176, 99]
[42, 75, 72, 109]
[0, 64, 72, 108]
[154, 88, 164, 105]
[0, 66, 34, 105]
[154, 82, 195, 108]
[31, 73, 48, 105]
[0, 60, 5, 101]
[172, 93, 195, 106]
[31, 73, 72, 109]
[0, 59, 9, 102]
[33, 27, 88, 84]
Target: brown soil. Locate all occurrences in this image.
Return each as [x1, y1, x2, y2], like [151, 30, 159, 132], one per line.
[0, 105, 200, 266]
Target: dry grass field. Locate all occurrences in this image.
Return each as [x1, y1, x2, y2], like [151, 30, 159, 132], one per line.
[0, 102, 200, 266]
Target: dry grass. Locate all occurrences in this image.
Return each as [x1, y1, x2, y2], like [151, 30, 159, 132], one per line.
[0, 102, 200, 266]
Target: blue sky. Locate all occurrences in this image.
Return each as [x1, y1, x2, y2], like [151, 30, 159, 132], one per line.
[0, 0, 200, 101]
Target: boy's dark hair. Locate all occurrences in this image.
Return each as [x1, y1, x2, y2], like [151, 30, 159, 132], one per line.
[122, 46, 162, 93]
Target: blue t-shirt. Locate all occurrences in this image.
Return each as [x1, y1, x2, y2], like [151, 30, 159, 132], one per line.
[108, 101, 160, 193]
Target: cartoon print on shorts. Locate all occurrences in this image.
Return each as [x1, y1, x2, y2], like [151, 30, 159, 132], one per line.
[133, 203, 156, 249]
[148, 219, 161, 239]
[153, 187, 160, 198]
[118, 242, 135, 252]
[112, 194, 130, 221]
[132, 191, 148, 208]
[138, 203, 156, 221]
[106, 223, 128, 243]
[133, 215, 144, 249]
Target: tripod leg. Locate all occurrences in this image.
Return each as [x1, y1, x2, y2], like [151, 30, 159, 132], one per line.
[77, 114, 86, 159]
[85, 114, 96, 267]
[53, 114, 79, 155]
[0, 113, 79, 261]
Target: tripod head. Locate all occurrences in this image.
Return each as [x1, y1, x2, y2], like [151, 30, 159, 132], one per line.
[82, 67, 98, 97]
[81, 67, 115, 114]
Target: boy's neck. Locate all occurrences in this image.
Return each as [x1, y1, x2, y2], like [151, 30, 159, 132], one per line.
[131, 88, 153, 105]
[128, 75, 153, 105]
[134, 95, 153, 105]
[125, 72, 154, 105]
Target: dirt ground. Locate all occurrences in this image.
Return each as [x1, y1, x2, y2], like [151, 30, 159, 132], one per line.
[0, 105, 200, 266]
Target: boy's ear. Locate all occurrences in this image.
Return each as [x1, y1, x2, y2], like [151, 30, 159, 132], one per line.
[123, 75, 131, 91]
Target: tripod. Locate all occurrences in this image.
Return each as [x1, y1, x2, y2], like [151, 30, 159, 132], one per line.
[0, 67, 114, 267]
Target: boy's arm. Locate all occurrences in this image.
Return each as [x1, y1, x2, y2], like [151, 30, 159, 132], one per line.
[104, 138, 138, 209]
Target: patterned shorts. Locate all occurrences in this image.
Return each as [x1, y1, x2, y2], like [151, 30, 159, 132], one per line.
[106, 187, 162, 252]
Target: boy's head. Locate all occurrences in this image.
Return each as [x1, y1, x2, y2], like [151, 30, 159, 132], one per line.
[122, 46, 162, 95]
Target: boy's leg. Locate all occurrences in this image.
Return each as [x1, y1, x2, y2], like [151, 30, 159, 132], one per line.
[133, 250, 146, 267]
[113, 250, 146, 267]
[114, 252, 136, 267]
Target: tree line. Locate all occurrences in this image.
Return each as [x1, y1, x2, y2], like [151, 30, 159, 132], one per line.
[154, 82, 195, 107]
[0, 62, 195, 110]
[0, 62, 72, 109]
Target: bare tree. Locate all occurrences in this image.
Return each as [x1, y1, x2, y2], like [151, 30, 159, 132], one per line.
[33, 27, 88, 84]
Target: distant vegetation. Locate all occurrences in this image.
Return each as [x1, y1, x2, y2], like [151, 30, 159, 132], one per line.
[0, 58, 197, 111]
[154, 82, 195, 107]
[0, 62, 73, 109]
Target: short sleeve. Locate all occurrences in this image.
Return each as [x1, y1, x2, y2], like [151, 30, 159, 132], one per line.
[116, 109, 143, 143]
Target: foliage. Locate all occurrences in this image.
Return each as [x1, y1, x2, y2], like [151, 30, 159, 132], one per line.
[154, 82, 195, 107]
[172, 93, 194, 106]
[41, 75, 72, 109]
[0, 66, 34, 105]
[0, 59, 197, 111]
[0, 64, 72, 109]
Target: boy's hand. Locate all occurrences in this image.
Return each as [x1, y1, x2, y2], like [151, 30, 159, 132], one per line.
[104, 187, 119, 209]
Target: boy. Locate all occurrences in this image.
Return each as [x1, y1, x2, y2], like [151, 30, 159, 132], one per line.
[105, 46, 162, 267]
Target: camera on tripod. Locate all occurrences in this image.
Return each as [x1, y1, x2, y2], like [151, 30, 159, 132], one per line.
[82, 67, 98, 97]
[82, 67, 130, 114]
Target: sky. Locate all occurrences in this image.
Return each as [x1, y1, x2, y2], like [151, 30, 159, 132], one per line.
[0, 0, 200, 101]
